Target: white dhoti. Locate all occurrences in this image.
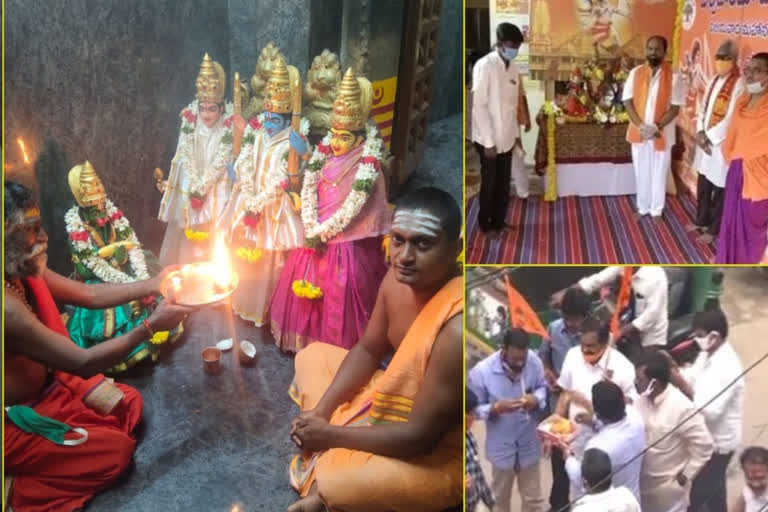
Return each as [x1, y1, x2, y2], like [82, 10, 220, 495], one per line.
[631, 142, 671, 216]
[510, 148, 529, 199]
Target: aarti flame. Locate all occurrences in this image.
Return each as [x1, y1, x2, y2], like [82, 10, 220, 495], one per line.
[213, 234, 234, 289]
[17, 137, 30, 164]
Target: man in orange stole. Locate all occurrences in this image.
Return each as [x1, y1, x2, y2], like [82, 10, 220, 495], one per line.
[716, 53, 768, 264]
[4, 182, 192, 511]
[623, 36, 685, 219]
[286, 188, 463, 512]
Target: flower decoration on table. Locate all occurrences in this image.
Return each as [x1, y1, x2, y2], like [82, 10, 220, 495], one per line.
[300, 122, 385, 248]
[543, 101, 558, 202]
[237, 116, 310, 223]
[178, 99, 235, 204]
[65, 200, 151, 284]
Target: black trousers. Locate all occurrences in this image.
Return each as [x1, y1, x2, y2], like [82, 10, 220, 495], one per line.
[550, 446, 570, 512]
[688, 451, 734, 512]
[474, 143, 512, 232]
[696, 173, 725, 235]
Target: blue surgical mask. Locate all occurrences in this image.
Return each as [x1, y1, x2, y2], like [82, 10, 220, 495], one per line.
[501, 46, 519, 61]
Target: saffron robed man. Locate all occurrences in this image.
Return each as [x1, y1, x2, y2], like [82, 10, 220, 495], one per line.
[4, 182, 194, 512]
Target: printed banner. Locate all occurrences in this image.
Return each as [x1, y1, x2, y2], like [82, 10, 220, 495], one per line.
[490, 0, 532, 73]
[371, 76, 397, 150]
[676, 0, 768, 194]
[528, 0, 676, 60]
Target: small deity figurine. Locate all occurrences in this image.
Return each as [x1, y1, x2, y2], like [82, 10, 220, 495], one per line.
[244, 42, 286, 121]
[65, 162, 182, 373]
[157, 53, 235, 266]
[584, 59, 606, 102]
[564, 67, 590, 118]
[303, 49, 342, 137]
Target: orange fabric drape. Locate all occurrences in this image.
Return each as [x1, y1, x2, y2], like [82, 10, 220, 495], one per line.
[626, 63, 673, 151]
[723, 92, 768, 201]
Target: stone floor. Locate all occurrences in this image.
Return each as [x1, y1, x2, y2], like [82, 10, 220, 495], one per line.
[84, 115, 462, 512]
[469, 267, 768, 512]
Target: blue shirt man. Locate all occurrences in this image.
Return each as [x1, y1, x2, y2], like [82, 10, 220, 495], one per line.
[469, 328, 548, 512]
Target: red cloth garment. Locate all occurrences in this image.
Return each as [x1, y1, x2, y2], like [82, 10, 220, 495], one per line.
[4, 276, 143, 512]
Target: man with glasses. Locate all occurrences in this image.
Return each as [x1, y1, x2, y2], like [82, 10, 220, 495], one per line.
[690, 40, 745, 244]
[716, 52, 768, 263]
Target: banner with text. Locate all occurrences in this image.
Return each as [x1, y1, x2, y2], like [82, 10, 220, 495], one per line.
[490, 0, 531, 73]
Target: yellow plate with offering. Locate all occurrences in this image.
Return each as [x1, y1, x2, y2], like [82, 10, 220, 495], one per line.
[537, 414, 578, 444]
[160, 262, 239, 307]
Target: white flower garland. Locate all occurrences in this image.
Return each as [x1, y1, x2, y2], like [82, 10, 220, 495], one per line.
[237, 117, 310, 218]
[178, 100, 235, 197]
[301, 122, 385, 243]
[64, 200, 150, 284]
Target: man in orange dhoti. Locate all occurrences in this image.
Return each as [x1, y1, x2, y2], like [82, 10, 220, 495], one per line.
[286, 187, 463, 512]
[623, 36, 685, 218]
[4, 182, 192, 511]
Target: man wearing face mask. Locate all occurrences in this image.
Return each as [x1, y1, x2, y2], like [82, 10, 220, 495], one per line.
[562, 380, 646, 503]
[158, 53, 235, 266]
[469, 328, 548, 512]
[226, 56, 310, 326]
[692, 40, 745, 244]
[554, 317, 637, 461]
[667, 309, 745, 512]
[4, 182, 195, 511]
[623, 36, 685, 219]
[634, 351, 713, 512]
[471, 22, 532, 237]
[716, 52, 768, 264]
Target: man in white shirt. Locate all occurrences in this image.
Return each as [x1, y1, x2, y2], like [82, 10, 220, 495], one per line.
[692, 40, 745, 243]
[555, 317, 637, 459]
[667, 309, 745, 512]
[732, 446, 768, 512]
[471, 23, 531, 236]
[622, 36, 685, 218]
[571, 449, 641, 512]
[563, 381, 646, 503]
[634, 351, 714, 512]
[553, 266, 669, 364]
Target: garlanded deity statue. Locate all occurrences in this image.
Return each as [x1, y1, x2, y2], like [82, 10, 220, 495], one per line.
[244, 42, 286, 121]
[157, 53, 235, 266]
[269, 67, 392, 353]
[564, 67, 591, 119]
[65, 162, 182, 372]
[303, 49, 342, 136]
[224, 56, 311, 327]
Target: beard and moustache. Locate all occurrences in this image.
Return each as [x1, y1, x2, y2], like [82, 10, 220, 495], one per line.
[647, 56, 662, 67]
[5, 238, 48, 279]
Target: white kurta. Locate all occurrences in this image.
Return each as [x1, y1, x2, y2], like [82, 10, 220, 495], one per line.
[622, 66, 685, 216]
[158, 104, 233, 265]
[693, 74, 745, 188]
[225, 124, 304, 326]
[471, 50, 521, 153]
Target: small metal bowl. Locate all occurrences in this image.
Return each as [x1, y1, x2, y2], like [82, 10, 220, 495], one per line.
[202, 346, 222, 375]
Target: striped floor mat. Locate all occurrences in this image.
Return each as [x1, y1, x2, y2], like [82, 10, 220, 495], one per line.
[466, 193, 716, 264]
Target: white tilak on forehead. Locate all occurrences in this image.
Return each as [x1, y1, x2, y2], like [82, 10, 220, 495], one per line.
[392, 209, 442, 237]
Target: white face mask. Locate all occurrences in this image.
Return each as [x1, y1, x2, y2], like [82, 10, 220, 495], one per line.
[695, 332, 717, 351]
[747, 81, 766, 94]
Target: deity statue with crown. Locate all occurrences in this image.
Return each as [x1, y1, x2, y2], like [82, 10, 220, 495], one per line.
[269, 68, 391, 353]
[223, 56, 311, 327]
[156, 53, 235, 266]
[563, 67, 590, 120]
[64, 162, 182, 372]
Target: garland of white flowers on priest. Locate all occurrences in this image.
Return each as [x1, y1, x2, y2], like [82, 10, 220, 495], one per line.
[178, 100, 235, 206]
[65, 200, 150, 284]
[301, 121, 384, 248]
[237, 113, 311, 226]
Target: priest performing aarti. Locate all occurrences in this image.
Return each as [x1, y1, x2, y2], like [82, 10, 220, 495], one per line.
[3, 181, 194, 512]
[65, 161, 183, 373]
[269, 68, 391, 353]
[225, 56, 311, 327]
[157, 53, 235, 266]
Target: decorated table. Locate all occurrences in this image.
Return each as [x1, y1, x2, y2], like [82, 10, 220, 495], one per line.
[534, 118, 635, 199]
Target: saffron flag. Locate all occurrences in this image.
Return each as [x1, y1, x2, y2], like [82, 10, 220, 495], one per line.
[610, 267, 633, 337]
[503, 274, 549, 340]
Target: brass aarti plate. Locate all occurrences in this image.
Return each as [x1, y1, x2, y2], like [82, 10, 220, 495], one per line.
[160, 262, 239, 307]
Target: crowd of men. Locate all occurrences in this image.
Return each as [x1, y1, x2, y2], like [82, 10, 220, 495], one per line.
[466, 267, 766, 512]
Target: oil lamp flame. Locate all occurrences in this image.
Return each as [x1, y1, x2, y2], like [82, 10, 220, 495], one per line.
[17, 137, 30, 164]
[212, 235, 233, 289]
